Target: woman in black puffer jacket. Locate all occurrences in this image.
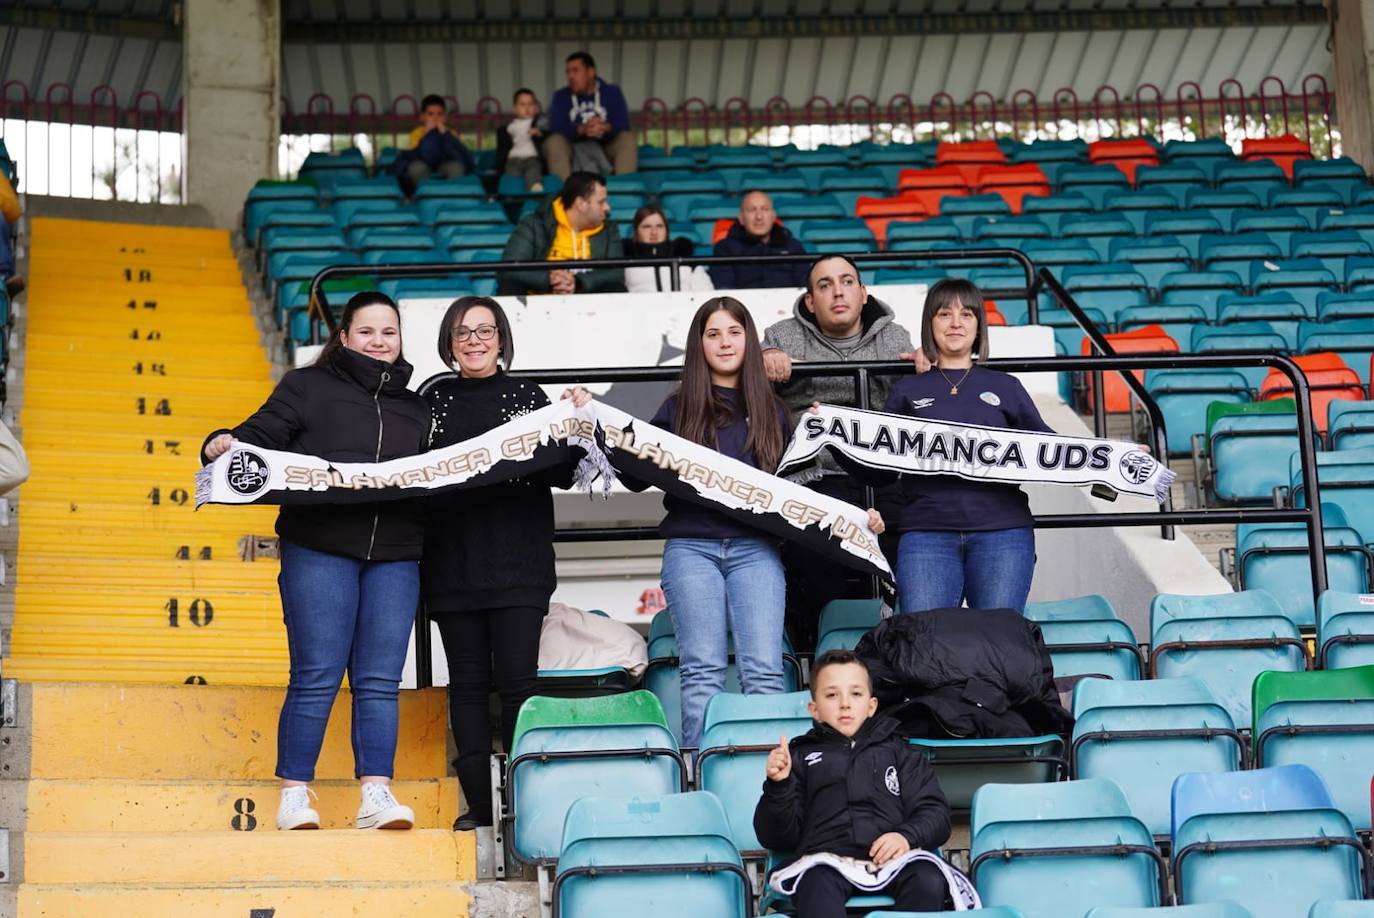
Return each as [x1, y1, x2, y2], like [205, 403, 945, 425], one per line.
[201, 291, 430, 834]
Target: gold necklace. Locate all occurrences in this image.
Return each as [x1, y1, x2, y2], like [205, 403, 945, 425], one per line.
[937, 364, 973, 396]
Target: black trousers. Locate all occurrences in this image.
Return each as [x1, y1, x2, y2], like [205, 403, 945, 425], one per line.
[782, 475, 901, 652]
[794, 860, 948, 918]
[434, 605, 545, 818]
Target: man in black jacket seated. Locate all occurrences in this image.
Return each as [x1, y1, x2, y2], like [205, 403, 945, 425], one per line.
[710, 190, 809, 290]
[754, 651, 952, 916]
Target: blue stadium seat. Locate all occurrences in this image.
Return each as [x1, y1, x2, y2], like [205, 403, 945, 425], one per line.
[1146, 211, 1226, 261]
[1057, 165, 1131, 210]
[554, 792, 750, 918]
[1251, 666, 1374, 832]
[262, 226, 348, 260]
[1086, 905, 1255, 918]
[421, 200, 510, 229]
[1171, 765, 1368, 917]
[1269, 186, 1345, 229]
[1297, 318, 1374, 383]
[1199, 232, 1283, 276]
[1216, 293, 1305, 350]
[1233, 208, 1312, 254]
[1318, 206, 1374, 251]
[1202, 400, 1303, 498]
[815, 598, 884, 654]
[1291, 230, 1373, 278]
[1104, 190, 1178, 234]
[1149, 591, 1308, 725]
[605, 173, 650, 194]
[1022, 194, 1096, 234]
[1061, 214, 1136, 262]
[773, 193, 848, 222]
[1216, 160, 1289, 199]
[414, 174, 487, 201]
[244, 183, 321, 241]
[1329, 400, 1374, 451]
[1024, 595, 1143, 681]
[1316, 589, 1374, 668]
[1060, 265, 1150, 322]
[1023, 238, 1101, 270]
[1160, 270, 1245, 319]
[799, 218, 876, 252]
[703, 146, 774, 170]
[817, 167, 889, 195]
[440, 226, 515, 252]
[1290, 447, 1374, 544]
[1235, 504, 1371, 628]
[1071, 676, 1244, 837]
[1318, 291, 1374, 321]
[1250, 258, 1340, 314]
[639, 153, 699, 173]
[1145, 369, 1251, 456]
[506, 691, 687, 866]
[1161, 138, 1237, 181]
[737, 169, 810, 195]
[298, 148, 368, 186]
[971, 779, 1167, 918]
[249, 210, 337, 250]
[1294, 156, 1370, 204]
[886, 218, 962, 246]
[349, 225, 432, 251]
[1184, 187, 1262, 230]
[1108, 236, 1191, 294]
[695, 691, 812, 856]
[972, 216, 1051, 244]
[940, 193, 1012, 236]
[1134, 163, 1209, 206]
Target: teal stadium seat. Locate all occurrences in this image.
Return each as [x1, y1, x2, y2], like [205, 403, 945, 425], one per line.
[1146, 210, 1225, 261]
[1317, 590, 1374, 669]
[1329, 400, 1374, 450]
[970, 779, 1167, 918]
[1060, 265, 1150, 323]
[1251, 259, 1339, 314]
[1149, 590, 1309, 725]
[1060, 214, 1135, 262]
[1022, 238, 1100, 270]
[1290, 447, 1374, 544]
[694, 691, 813, 856]
[1199, 232, 1282, 278]
[1251, 666, 1374, 831]
[1216, 293, 1305, 350]
[940, 193, 1011, 237]
[1171, 765, 1369, 917]
[815, 598, 884, 654]
[1234, 502, 1371, 628]
[1022, 194, 1096, 234]
[505, 691, 687, 865]
[1298, 319, 1374, 384]
[1233, 208, 1312, 254]
[1024, 594, 1144, 680]
[1109, 237, 1191, 295]
[1185, 187, 1262, 231]
[1308, 902, 1374, 917]
[1319, 206, 1374, 250]
[1216, 160, 1289, 200]
[1318, 291, 1374, 321]
[1162, 138, 1237, 181]
[1057, 165, 1131, 210]
[1135, 163, 1209, 205]
[414, 173, 487, 201]
[553, 792, 750, 918]
[1071, 676, 1244, 837]
[907, 734, 1066, 815]
[1199, 401, 1303, 499]
[1086, 905, 1255, 918]
[1104, 190, 1178, 234]
[1144, 369, 1251, 456]
[1161, 270, 1245, 319]
[1291, 230, 1373, 278]
[1270, 185, 1345, 228]
[1294, 156, 1370, 205]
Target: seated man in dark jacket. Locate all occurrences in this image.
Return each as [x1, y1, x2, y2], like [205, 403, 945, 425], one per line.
[710, 190, 809, 289]
[755, 650, 953, 917]
[496, 171, 625, 296]
[390, 94, 476, 196]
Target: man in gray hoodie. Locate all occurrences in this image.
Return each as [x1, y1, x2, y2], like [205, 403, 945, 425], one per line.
[761, 255, 927, 647]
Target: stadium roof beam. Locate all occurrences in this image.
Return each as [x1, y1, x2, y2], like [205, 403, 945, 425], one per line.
[282, 6, 1328, 43]
[0, 6, 179, 41]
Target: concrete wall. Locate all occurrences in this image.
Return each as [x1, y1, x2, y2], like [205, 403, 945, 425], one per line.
[1331, 0, 1374, 172]
[182, 0, 280, 229]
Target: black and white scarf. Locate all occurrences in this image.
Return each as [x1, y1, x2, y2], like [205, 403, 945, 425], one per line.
[195, 399, 892, 580]
[780, 403, 1175, 503]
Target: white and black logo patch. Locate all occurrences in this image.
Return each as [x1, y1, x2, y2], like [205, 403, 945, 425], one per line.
[1118, 450, 1156, 485]
[226, 449, 270, 497]
[910, 398, 935, 410]
[884, 765, 900, 796]
[979, 391, 1001, 407]
[805, 751, 824, 767]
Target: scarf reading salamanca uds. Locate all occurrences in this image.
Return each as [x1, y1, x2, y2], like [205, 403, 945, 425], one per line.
[195, 398, 892, 580]
[778, 403, 1175, 504]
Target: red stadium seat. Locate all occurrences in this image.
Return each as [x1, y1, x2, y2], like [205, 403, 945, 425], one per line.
[854, 195, 929, 245]
[712, 217, 735, 245]
[975, 164, 1050, 213]
[1241, 135, 1312, 179]
[1259, 352, 1364, 434]
[986, 299, 1008, 326]
[895, 166, 969, 218]
[1081, 325, 1180, 413]
[935, 140, 1007, 185]
[1088, 139, 1159, 184]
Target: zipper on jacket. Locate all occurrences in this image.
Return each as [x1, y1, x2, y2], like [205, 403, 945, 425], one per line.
[365, 371, 389, 560]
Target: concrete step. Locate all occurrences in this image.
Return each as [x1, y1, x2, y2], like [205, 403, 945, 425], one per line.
[22, 777, 461, 832]
[15, 499, 277, 530]
[21, 683, 448, 780]
[22, 829, 475, 884]
[24, 328, 269, 355]
[10, 353, 268, 382]
[16, 881, 471, 917]
[22, 369, 269, 399]
[21, 390, 263, 419]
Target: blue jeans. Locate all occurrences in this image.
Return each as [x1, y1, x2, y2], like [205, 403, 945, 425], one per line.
[0, 220, 13, 276]
[276, 541, 419, 781]
[896, 527, 1036, 614]
[660, 537, 786, 747]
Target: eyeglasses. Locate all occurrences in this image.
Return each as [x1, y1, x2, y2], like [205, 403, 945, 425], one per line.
[452, 324, 498, 342]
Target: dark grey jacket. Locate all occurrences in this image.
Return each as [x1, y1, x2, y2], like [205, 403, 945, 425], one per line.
[761, 293, 915, 477]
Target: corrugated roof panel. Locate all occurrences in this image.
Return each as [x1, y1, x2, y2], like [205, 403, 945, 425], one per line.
[715, 38, 753, 104]
[645, 39, 686, 106]
[37, 31, 82, 98]
[1003, 31, 1053, 99]
[311, 44, 352, 107]
[1202, 27, 1258, 90]
[910, 34, 956, 101]
[345, 42, 384, 108]
[751, 38, 790, 105]
[1168, 29, 1225, 94]
[846, 35, 889, 104]
[681, 38, 721, 103]
[976, 32, 1023, 101]
[1038, 31, 1090, 97]
[1101, 29, 1153, 95]
[515, 41, 554, 105]
[1076, 31, 1122, 98]
[483, 41, 520, 104]
[451, 42, 484, 105]
[379, 43, 418, 110]
[944, 34, 992, 102]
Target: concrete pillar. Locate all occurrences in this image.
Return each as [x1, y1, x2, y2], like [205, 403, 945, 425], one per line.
[1330, 0, 1374, 172]
[182, 0, 280, 230]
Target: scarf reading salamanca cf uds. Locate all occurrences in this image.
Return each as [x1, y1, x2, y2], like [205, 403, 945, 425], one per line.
[778, 403, 1175, 504]
[195, 398, 894, 581]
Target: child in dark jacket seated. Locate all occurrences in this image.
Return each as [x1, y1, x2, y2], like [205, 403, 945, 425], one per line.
[754, 650, 955, 916]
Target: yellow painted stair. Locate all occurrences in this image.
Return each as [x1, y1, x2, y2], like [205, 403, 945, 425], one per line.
[5, 218, 474, 915]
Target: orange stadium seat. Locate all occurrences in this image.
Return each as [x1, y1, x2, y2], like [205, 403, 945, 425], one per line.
[935, 140, 1008, 185]
[1088, 139, 1159, 184]
[975, 164, 1050, 213]
[1081, 324, 1180, 413]
[854, 195, 929, 246]
[986, 299, 1008, 326]
[1259, 351, 1365, 434]
[1242, 135, 1313, 179]
[895, 166, 969, 218]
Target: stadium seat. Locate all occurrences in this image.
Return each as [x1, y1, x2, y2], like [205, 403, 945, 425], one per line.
[1022, 238, 1101, 270]
[1216, 160, 1289, 200]
[854, 196, 930, 246]
[1318, 291, 1374, 322]
[1145, 369, 1251, 457]
[1185, 187, 1262, 231]
[1162, 137, 1237, 181]
[1234, 504, 1371, 629]
[1022, 194, 1096, 234]
[940, 193, 1011, 237]
[1298, 320, 1374, 385]
[815, 598, 884, 654]
[1149, 591, 1309, 725]
[244, 180, 321, 241]
[1251, 666, 1374, 831]
[1329, 400, 1374, 451]
[1082, 325, 1179, 413]
[505, 691, 687, 865]
[1011, 138, 1089, 167]
[1088, 139, 1159, 185]
[886, 217, 962, 247]
[799, 218, 877, 253]
[1291, 230, 1373, 278]
[1171, 765, 1367, 916]
[971, 215, 1052, 244]
[1240, 134, 1313, 178]
[1191, 325, 1288, 391]
[1258, 352, 1364, 436]
[1216, 293, 1305, 350]
[1108, 237, 1191, 294]
[1104, 190, 1178, 234]
[896, 166, 970, 214]
[1061, 265, 1151, 321]
[970, 779, 1167, 918]
[1023, 593, 1147, 681]
[1200, 232, 1283, 277]
[695, 691, 812, 856]
[774, 193, 848, 222]
[641, 610, 802, 745]
[1146, 210, 1226, 261]
[1060, 215, 1135, 262]
[936, 139, 1007, 185]
[1198, 399, 1302, 504]
[1307, 902, 1374, 917]
[1271, 186, 1345, 228]
[1120, 303, 1208, 345]
[1252, 259, 1340, 315]
[1057, 165, 1131, 210]
[907, 735, 1066, 815]
[1085, 906, 1255, 918]
[975, 163, 1051, 212]
[817, 167, 889, 195]
[1135, 163, 1209, 206]
[553, 792, 750, 918]
[1289, 446, 1374, 545]
[1293, 156, 1369, 204]
[423, 200, 510, 230]
[1071, 676, 1244, 837]
[1160, 270, 1247, 320]
[1233, 208, 1311, 254]
[1316, 589, 1374, 670]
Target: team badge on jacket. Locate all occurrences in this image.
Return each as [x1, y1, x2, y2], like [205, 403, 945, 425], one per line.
[805, 751, 824, 767]
[909, 398, 935, 410]
[884, 765, 900, 796]
[979, 391, 1001, 406]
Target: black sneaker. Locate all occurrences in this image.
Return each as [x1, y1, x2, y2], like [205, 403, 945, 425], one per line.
[453, 810, 493, 831]
[4, 276, 23, 298]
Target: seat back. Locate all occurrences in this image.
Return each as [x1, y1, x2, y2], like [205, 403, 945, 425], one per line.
[1085, 903, 1257, 917]
[1171, 763, 1334, 840]
[1317, 590, 1374, 668]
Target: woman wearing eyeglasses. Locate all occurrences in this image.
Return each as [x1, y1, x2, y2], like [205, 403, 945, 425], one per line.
[420, 295, 588, 830]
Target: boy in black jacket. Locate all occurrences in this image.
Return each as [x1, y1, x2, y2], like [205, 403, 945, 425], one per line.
[754, 650, 953, 916]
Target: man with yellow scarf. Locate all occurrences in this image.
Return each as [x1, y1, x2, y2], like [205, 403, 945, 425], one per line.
[497, 172, 626, 296]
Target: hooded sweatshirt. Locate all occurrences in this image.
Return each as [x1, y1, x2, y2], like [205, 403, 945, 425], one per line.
[762, 292, 915, 478]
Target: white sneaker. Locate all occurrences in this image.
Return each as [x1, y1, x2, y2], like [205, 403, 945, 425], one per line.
[277, 785, 320, 830]
[357, 782, 414, 830]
